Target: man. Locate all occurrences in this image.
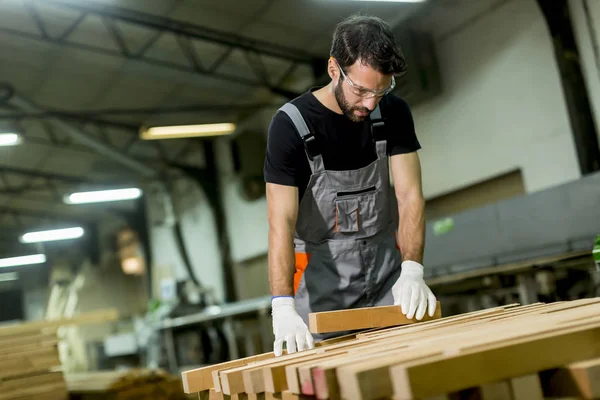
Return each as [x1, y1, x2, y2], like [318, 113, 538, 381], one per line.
[263, 14, 437, 357]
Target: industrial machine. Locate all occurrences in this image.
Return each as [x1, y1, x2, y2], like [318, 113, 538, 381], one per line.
[422, 171, 600, 315]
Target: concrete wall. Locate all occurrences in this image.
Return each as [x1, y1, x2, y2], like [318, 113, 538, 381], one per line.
[569, 0, 600, 142]
[411, 0, 584, 199]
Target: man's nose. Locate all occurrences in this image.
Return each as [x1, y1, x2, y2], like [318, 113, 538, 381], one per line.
[362, 97, 377, 111]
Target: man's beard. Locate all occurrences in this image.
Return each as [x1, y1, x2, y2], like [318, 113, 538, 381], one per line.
[334, 78, 371, 123]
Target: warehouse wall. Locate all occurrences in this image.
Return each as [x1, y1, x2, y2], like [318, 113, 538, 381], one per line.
[147, 179, 226, 303]
[411, 0, 583, 200]
[569, 0, 600, 142]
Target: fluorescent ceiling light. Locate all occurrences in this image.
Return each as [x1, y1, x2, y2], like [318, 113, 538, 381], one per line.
[65, 188, 142, 204]
[0, 272, 18, 282]
[140, 123, 236, 140]
[0, 254, 46, 268]
[347, 0, 426, 2]
[20, 227, 84, 243]
[0, 133, 21, 146]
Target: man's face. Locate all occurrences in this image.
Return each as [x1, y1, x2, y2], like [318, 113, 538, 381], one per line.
[332, 59, 394, 123]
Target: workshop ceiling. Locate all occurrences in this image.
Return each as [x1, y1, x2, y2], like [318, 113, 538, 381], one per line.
[0, 0, 426, 249]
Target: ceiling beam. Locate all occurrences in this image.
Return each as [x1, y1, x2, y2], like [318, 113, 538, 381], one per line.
[0, 165, 102, 185]
[0, 102, 280, 123]
[0, 205, 91, 225]
[4, 0, 324, 98]
[10, 92, 162, 179]
[0, 165, 139, 201]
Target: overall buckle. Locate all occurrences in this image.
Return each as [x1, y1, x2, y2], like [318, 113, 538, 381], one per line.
[303, 133, 320, 161]
[370, 120, 386, 143]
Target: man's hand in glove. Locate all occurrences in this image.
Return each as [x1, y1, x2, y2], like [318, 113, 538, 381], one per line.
[392, 260, 437, 320]
[271, 296, 315, 357]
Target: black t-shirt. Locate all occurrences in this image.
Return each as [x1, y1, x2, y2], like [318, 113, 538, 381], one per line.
[263, 88, 421, 200]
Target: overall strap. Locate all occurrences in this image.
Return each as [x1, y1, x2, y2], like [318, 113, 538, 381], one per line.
[369, 104, 387, 159]
[278, 103, 324, 173]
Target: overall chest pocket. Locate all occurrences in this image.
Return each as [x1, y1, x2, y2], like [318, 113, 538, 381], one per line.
[335, 186, 377, 234]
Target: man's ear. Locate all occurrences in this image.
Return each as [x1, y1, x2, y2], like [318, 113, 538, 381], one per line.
[327, 57, 338, 81]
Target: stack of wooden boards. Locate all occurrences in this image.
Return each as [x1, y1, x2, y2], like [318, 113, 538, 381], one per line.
[66, 369, 194, 400]
[181, 298, 600, 399]
[0, 309, 118, 400]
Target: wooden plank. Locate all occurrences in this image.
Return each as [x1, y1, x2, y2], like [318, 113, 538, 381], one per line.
[308, 302, 442, 333]
[209, 388, 223, 400]
[262, 351, 351, 393]
[308, 306, 553, 398]
[192, 331, 358, 394]
[225, 348, 343, 394]
[0, 340, 58, 358]
[310, 301, 599, 398]
[0, 308, 119, 337]
[0, 380, 66, 400]
[282, 304, 540, 397]
[0, 331, 56, 347]
[333, 299, 600, 399]
[227, 349, 333, 394]
[509, 374, 544, 400]
[0, 371, 65, 400]
[286, 357, 326, 395]
[248, 327, 428, 395]
[388, 323, 600, 399]
[478, 381, 513, 400]
[0, 346, 60, 380]
[354, 304, 511, 341]
[221, 335, 393, 395]
[182, 352, 275, 393]
[540, 357, 600, 399]
[281, 391, 311, 400]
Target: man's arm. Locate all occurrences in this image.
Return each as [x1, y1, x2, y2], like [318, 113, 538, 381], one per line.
[389, 151, 436, 320]
[266, 182, 314, 356]
[266, 182, 299, 296]
[390, 151, 426, 262]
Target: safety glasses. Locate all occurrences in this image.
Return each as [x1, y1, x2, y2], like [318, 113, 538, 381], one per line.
[331, 56, 396, 99]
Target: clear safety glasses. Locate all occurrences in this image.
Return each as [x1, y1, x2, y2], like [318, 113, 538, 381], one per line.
[331, 57, 396, 99]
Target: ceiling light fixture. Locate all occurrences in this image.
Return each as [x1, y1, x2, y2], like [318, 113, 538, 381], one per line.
[0, 272, 18, 282]
[20, 227, 84, 243]
[139, 123, 236, 140]
[0, 133, 21, 146]
[0, 254, 46, 268]
[347, 0, 426, 2]
[64, 188, 142, 204]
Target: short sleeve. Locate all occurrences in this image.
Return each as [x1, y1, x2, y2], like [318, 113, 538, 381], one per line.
[263, 111, 306, 187]
[383, 96, 422, 156]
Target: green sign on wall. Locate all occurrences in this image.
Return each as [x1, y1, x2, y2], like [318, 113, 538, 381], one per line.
[433, 217, 455, 236]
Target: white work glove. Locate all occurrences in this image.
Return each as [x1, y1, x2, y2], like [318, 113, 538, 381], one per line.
[271, 296, 315, 357]
[392, 260, 437, 320]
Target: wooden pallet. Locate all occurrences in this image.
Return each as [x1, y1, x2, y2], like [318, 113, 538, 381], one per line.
[181, 298, 600, 399]
[0, 309, 119, 400]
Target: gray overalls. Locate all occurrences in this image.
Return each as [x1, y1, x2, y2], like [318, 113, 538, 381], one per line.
[278, 102, 403, 340]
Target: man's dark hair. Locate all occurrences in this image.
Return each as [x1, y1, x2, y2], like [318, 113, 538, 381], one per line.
[330, 14, 407, 75]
